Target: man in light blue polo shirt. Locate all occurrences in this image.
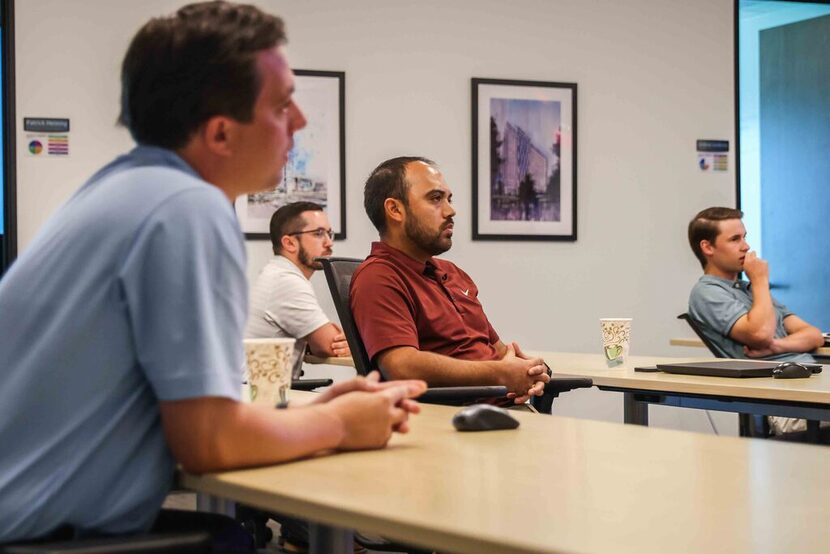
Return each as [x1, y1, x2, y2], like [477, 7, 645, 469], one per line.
[0, 2, 424, 546]
[687, 206, 823, 434]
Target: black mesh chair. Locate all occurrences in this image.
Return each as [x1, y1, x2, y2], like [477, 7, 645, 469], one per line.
[319, 257, 591, 413]
[677, 313, 731, 358]
[678, 312, 822, 441]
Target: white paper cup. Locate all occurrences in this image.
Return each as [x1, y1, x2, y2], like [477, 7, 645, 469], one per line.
[243, 338, 295, 407]
[600, 318, 632, 367]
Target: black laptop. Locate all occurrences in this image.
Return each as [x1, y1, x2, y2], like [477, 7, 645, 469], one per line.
[651, 360, 823, 378]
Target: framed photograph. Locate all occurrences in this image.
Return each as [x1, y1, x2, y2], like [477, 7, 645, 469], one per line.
[472, 78, 577, 241]
[235, 69, 346, 240]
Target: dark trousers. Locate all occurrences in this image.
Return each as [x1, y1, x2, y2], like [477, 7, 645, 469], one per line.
[152, 509, 255, 552]
[235, 504, 307, 546]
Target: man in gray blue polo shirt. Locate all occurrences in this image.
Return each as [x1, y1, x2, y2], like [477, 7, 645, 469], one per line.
[0, 2, 424, 546]
[687, 207, 823, 433]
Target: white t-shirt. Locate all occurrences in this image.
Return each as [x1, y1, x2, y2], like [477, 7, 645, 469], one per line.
[246, 255, 330, 376]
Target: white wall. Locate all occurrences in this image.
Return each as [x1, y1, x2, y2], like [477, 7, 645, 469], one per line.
[14, 0, 736, 434]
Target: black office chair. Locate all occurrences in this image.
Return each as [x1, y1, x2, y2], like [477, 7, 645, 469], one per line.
[1, 531, 210, 553]
[319, 257, 591, 413]
[678, 312, 823, 442]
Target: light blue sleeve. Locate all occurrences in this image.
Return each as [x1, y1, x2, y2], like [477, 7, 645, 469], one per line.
[689, 282, 748, 337]
[117, 187, 247, 401]
[772, 295, 794, 320]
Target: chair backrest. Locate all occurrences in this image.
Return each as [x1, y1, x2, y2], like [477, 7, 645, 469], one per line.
[318, 257, 375, 376]
[677, 313, 730, 358]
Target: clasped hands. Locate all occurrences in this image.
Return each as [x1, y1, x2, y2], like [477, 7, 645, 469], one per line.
[502, 342, 550, 404]
[308, 371, 426, 450]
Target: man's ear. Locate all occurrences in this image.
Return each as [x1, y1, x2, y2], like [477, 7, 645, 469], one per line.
[200, 116, 235, 157]
[384, 198, 405, 226]
[280, 234, 298, 254]
[700, 239, 715, 257]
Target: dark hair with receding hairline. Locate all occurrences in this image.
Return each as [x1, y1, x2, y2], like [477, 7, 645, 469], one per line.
[688, 206, 744, 269]
[118, 1, 286, 149]
[269, 201, 324, 255]
[363, 156, 436, 235]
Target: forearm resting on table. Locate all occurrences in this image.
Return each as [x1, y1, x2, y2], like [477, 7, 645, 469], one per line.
[775, 326, 824, 353]
[160, 397, 344, 474]
[377, 346, 502, 386]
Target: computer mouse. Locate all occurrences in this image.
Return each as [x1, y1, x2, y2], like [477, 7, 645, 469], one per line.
[452, 404, 520, 431]
[772, 362, 812, 379]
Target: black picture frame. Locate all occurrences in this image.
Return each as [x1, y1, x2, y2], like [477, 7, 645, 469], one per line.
[472, 77, 577, 241]
[235, 69, 346, 240]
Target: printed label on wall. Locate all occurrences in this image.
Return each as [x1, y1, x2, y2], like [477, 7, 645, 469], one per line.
[696, 139, 728, 172]
[26, 133, 70, 157]
[24, 117, 70, 133]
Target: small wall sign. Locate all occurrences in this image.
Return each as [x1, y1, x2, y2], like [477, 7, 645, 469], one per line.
[24, 117, 70, 157]
[696, 139, 728, 172]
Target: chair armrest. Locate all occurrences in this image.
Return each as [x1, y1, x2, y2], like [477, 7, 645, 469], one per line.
[3, 532, 211, 553]
[530, 378, 593, 415]
[544, 378, 593, 395]
[291, 378, 334, 391]
[418, 386, 508, 405]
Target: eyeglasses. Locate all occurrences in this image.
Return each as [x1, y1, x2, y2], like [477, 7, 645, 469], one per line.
[288, 228, 334, 240]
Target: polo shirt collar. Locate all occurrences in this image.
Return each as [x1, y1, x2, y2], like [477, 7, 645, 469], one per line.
[700, 274, 749, 291]
[273, 254, 306, 278]
[129, 145, 202, 180]
[370, 241, 437, 277]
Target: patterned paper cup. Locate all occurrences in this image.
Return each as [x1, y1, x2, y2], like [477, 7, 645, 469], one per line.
[243, 338, 295, 407]
[600, 318, 632, 368]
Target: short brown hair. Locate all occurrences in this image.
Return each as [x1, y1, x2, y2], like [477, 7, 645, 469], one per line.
[687, 206, 743, 269]
[364, 156, 435, 234]
[269, 202, 323, 254]
[119, 1, 286, 149]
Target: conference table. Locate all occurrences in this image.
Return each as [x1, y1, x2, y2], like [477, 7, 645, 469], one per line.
[183, 391, 830, 553]
[306, 352, 830, 429]
[529, 351, 830, 428]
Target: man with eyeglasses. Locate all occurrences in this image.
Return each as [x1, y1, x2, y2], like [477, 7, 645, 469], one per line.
[247, 201, 351, 377]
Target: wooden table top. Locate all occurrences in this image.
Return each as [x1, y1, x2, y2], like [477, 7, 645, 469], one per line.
[670, 337, 830, 356]
[182, 391, 830, 554]
[304, 354, 356, 367]
[530, 351, 830, 405]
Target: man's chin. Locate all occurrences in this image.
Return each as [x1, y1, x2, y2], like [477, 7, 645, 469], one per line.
[430, 238, 452, 256]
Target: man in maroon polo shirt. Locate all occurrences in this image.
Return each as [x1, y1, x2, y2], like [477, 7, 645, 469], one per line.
[351, 156, 550, 405]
